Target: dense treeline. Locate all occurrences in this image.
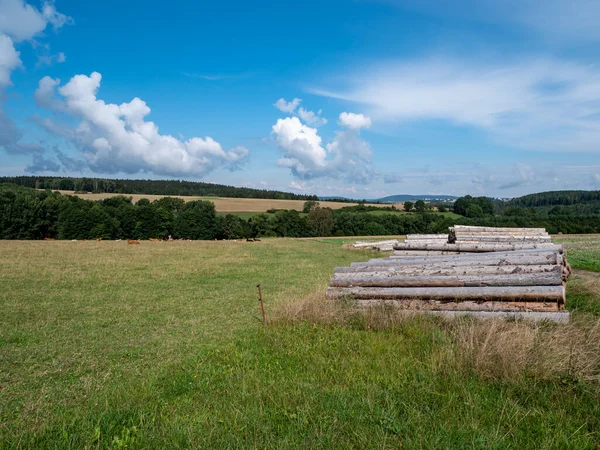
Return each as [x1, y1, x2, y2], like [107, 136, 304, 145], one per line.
[509, 190, 600, 207]
[0, 176, 317, 201]
[2, 184, 600, 240]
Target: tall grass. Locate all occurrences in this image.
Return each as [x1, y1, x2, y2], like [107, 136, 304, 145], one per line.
[272, 291, 600, 384]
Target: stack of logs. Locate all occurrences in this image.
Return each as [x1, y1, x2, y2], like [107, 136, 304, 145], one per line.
[330, 226, 571, 322]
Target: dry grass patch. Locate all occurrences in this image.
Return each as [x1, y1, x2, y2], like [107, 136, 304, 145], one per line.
[272, 291, 600, 384]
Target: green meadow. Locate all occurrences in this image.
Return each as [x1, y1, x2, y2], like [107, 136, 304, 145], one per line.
[1, 237, 599, 448]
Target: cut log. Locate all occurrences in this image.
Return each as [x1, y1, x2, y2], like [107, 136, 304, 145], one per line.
[392, 250, 464, 256]
[451, 225, 548, 234]
[356, 252, 563, 268]
[454, 236, 552, 242]
[392, 247, 558, 258]
[356, 299, 560, 312]
[423, 311, 569, 323]
[326, 285, 565, 302]
[330, 272, 562, 288]
[406, 234, 448, 240]
[333, 264, 562, 278]
[393, 242, 560, 253]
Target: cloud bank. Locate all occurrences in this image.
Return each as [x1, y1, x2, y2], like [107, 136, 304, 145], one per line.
[272, 111, 374, 183]
[34, 72, 250, 177]
[313, 58, 600, 153]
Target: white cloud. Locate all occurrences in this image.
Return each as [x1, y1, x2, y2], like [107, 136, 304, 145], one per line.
[35, 72, 250, 177]
[297, 107, 327, 127]
[274, 97, 301, 113]
[339, 112, 372, 130]
[313, 58, 600, 153]
[0, 1, 71, 160]
[289, 180, 307, 191]
[272, 113, 375, 183]
[0, 0, 71, 42]
[0, 34, 21, 87]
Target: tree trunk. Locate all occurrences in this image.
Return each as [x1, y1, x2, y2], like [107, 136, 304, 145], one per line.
[333, 264, 562, 278]
[329, 272, 562, 288]
[326, 285, 565, 302]
[356, 299, 560, 312]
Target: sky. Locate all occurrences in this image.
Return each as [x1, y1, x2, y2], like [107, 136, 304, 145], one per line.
[1, 0, 600, 199]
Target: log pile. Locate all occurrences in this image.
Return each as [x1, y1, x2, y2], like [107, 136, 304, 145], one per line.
[352, 239, 400, 251]
[331, 226, 571, 322]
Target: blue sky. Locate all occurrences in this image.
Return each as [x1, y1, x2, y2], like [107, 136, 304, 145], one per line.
[1, 0, 600, 198]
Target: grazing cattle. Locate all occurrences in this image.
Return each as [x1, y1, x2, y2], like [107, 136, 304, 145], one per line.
[127, 240, 140, 245]
[43, 237, 55, 241]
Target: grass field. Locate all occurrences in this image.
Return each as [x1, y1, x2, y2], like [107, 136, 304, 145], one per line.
[46, 190, 387, 213]
[1, 237, 599, 448]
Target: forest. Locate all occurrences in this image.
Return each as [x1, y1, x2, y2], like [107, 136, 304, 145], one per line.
[0, 176, 317, 201]
[2, 184, 600, 240]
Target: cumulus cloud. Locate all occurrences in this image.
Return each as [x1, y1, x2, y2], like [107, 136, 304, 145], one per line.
[274, 98, 328, 127]
[35, 72, 250, 177]
[339, 112, 372, 130]
[0, 0, 71, 41]
[0, 34, 21, 87]
[0, 1, 71, 162]
[274, 97, 301, 113]
[25, 154, 60, 173]
[312, 58, 600, 153]
[272, 112, 375, 183]
[296, 107, 327, 127]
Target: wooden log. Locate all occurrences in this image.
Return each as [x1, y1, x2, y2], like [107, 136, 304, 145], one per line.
[392, 247, 557, 258]
[393, 242, 560, 253]
[406, 234, 448, 240]
[392, 250, 464, 256]
[451, 225, 548, 233]
[326, 285, 565, 301]
[330, 272, 562, 288]
[454, 232, 550, 238]
[333, 264, 562, 278]
[454, 236, 552, 242]
[353, 240, 399, 248]
[358, 252, 563, 267]
[356, 299, 560, 312]
[421, 311, 569, 323]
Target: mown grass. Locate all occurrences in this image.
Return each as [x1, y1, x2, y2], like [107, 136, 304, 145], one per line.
[1, 237, 599, 448]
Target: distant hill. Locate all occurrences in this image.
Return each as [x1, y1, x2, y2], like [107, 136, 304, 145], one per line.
[373, 194, 458, 203]
[508, 190, 600, 207]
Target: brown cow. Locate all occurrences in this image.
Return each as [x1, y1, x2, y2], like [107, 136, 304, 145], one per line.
[96, 238, 102, 241]
[127, 240, 140, 245]
[43, 237, 55, 241]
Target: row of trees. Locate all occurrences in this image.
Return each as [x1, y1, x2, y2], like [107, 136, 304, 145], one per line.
[0, 176, 317, 201]
[2, 185, 600, 240]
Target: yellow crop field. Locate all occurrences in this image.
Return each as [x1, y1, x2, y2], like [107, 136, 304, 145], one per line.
[47, 190, 387, 212]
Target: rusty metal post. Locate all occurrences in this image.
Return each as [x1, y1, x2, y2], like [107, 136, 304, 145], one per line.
[257, 284, 266, 325]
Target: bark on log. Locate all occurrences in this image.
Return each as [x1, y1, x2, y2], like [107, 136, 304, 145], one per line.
[393, 242, 560, 252]
[392, 250, 464, 256]
[406, 234, 449, 240]
[451, 225, 548, 233]
[454, 236, 552, 242]
[333, 264, 562, 278]
[358, 252, 563, 267]
[326, 285, 565, 301]
[356, 299, 560, 312]
[329, 272, 562, 288]
[392, 247, 558, 258]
